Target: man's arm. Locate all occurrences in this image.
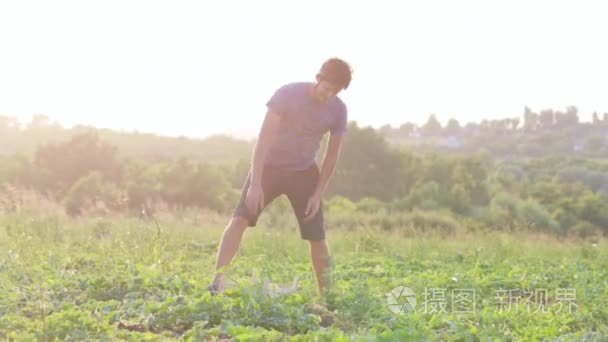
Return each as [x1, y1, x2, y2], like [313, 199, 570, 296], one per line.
[313, 132, 343, 198]
[245, 108, 282, 215]
[251, 108, 282, 186]
[303, 132, 343, 221]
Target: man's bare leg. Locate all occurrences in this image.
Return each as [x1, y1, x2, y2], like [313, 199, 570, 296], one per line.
[210, 216, 249, 288]
[309, 239, 332, 297]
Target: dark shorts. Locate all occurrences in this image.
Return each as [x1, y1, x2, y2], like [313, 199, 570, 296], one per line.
[231, 163, 325, 241]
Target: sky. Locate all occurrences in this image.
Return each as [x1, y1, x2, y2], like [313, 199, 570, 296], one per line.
[1, 0, 607, 139]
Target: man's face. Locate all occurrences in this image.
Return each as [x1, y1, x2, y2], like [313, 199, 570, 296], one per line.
[313, 77, 341, 103]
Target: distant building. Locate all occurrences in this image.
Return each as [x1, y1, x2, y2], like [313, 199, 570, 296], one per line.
[445, 136, 462, 150]
[409, 131, 422, 139]
[463, 125, 481, 136]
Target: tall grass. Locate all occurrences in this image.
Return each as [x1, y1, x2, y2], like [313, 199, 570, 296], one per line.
[1, 192, 607, 340]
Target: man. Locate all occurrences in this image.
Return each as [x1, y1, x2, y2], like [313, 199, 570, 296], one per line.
[209, 58, 352, 297]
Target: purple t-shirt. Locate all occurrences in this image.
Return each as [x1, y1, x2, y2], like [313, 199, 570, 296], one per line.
[264, 82, 348, 171]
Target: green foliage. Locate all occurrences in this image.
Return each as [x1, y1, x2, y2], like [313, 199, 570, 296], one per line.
[486, 192, 559, 232]
[557, 166, 608, 192]
[0, 115, 607, 236]
[0, 115, 253, 163]
[0, 154, 31, 186]
[355, 197, 384, 213]
[448, 183, 471, 214]
[326, 195, 357, 218]
[124, 161, 164, 212]
[571, 221, 601, 239]
[1, 213, 606, 340]
[573, 192, 608, 233]
[517, 198, 560, 233]
[408, 181, 441, 210]
[64, 171, 123, 216]
[402, 209, 461, 234]
[33, 132, 124, 197]
[328, 122, 416, 201]
[421, 114, 442, 136]
[159, 158, 234, 211]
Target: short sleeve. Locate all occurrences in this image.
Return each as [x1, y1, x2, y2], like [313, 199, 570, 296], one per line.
[330, 102, 348, 136]
[265, 84, 292, 115]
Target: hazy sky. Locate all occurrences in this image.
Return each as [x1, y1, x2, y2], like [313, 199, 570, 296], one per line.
[1, 0, 607, 139]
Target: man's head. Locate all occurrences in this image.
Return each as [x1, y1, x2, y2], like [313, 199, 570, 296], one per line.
[312, 58, 352, 103]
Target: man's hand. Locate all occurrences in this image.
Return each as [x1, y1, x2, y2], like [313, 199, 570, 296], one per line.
[245, 183, 264, 216]
[303, 133, 343, 222]
[304, 192, 322, 221]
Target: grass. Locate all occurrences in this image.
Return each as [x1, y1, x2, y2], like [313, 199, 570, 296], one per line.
[0, 207, 607, 341]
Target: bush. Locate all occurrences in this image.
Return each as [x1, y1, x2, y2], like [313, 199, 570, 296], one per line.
[448, 183, 471, 214]
[355, 197, 384, 213]
[64, 172, 123, 216]
[408, 181, 440, 210]
[403, 209, 460, 234]
[517, 199, 560, 232]
[571, 221, 601, 239]
[326, 196, 357, 217]
[551, 207, 577, 234]
[486, 192, 519, 230]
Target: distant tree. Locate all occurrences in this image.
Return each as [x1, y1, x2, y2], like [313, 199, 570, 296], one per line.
[539, 109, 555, 129]
[593, 112, 601, 125]
[448, 183, 471, 214]
[0, 154, 32, 186]
[464, 122, 480, 134]
[565, 106, 579, 125]
[554, 110, 565, 127]
[451, 157, 490, 205]
[584, 136, 604, 154]
[160, 158, 233, 210]
[0, 115, 20, 131]
[574, 191, 608, 233]
[379, 124, 393, 136]
[555, 106, 578, 127]
[33, 132, 123, 197]
[228, 158, 251, 189]
[518, 198, 560, 232]
[499, 119, 511, 133]
[480, 120, 490, 131]
[419, 152, 454, 189]
[407, 181, 441, 210]
[523, 107, 539, 131]
[511, 117, 520, 130]
[398, 122, 416, 136]
[0, 117, 23, 158]
[488, 192, 520, 230]
[445, 118, 461, 136]
[124, 161, 163, 213]
[329, 122, 416, 200]
[27, 114, 51, 129]
[421, 114, 442, 136]
[64, 171, 123, 216]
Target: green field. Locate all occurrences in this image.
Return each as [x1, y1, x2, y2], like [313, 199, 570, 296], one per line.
[1, 208, 607, 341]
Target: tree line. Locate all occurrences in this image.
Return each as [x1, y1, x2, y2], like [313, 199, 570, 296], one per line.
[1, 112, 607, 237]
